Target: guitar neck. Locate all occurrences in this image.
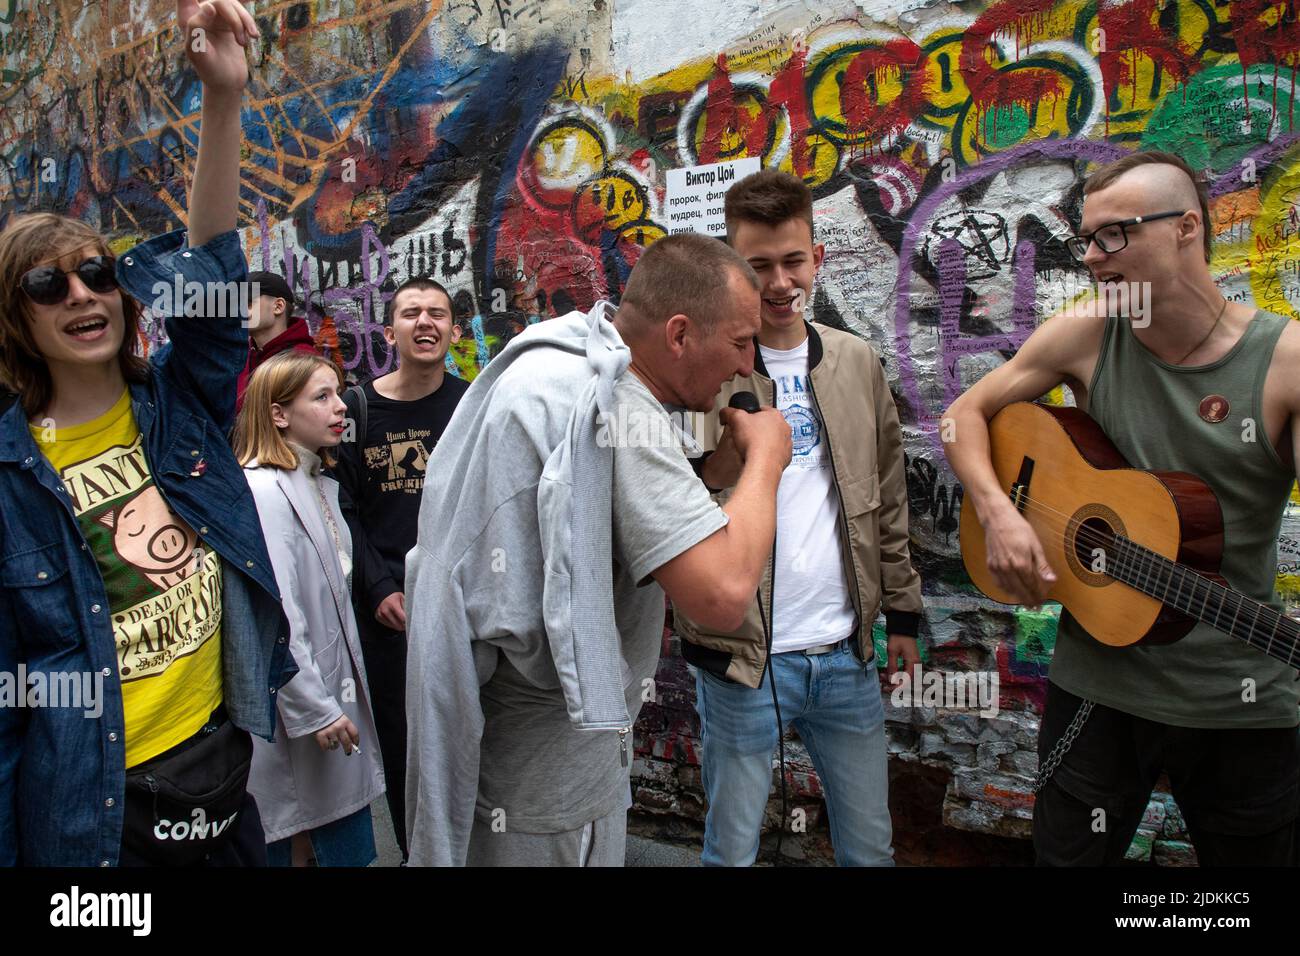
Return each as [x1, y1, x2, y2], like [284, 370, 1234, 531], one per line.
[1108, 537, 1300, 668]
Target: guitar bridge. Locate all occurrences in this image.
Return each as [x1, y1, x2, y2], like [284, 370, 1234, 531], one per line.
[1009, 456, 1035, 515]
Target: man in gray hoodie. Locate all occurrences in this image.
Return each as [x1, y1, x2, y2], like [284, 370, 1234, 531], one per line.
[404, 233, 792, 866]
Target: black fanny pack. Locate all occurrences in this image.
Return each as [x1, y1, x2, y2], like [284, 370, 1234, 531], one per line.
[121, 707, 254, 866]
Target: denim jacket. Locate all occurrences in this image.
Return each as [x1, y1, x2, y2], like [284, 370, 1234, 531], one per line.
[0, 229, 293, 866]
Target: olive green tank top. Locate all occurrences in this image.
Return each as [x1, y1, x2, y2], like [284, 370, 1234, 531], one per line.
[1051, 310, 1300, 728]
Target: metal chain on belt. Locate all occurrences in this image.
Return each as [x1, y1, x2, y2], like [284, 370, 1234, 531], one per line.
[1032, 698, 1094, 794]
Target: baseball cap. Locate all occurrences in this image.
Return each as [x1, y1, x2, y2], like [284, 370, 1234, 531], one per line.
[248, 271, 296, 308]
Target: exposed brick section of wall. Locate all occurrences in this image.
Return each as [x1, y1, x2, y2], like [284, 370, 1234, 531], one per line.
[633, 606, 1195, 864]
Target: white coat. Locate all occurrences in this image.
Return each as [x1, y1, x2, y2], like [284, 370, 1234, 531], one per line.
[243, 449, 384, 843]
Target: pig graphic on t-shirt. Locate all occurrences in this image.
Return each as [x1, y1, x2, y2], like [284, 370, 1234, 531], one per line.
[96, 485, 202, 590]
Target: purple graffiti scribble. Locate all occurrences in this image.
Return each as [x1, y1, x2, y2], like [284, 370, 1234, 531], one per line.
[256, 199, 273, 272]
[321, 223, 394, 376]
[255, 198, 317, 319]
[935, 236, 1039, 410]
[1011, 238, 1038, 336]
[1209, 133, 1300, 198]
[893, 140, 1127, 457]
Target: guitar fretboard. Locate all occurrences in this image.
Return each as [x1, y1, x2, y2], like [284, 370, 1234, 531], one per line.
[1101, 535, 1300, 668]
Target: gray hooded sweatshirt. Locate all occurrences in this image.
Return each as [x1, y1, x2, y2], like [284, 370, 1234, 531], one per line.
[404, 303, 727, 866]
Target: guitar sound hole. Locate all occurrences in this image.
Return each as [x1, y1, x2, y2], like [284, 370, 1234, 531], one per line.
[1072, 516, 1118, 576]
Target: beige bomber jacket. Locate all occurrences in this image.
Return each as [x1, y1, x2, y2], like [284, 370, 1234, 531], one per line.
[674, 321, 924, 688]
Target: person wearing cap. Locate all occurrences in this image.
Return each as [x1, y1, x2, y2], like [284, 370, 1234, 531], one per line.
[235, 271, 320, 411]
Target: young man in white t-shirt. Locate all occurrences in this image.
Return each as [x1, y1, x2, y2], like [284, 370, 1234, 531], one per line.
[676, 170, 923, 866]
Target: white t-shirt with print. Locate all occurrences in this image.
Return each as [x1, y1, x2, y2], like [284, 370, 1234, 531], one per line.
[760, 338, 857, 654]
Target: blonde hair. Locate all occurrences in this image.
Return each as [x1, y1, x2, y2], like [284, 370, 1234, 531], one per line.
[0, 213, 149, 416]
[233, 351, 344, 469]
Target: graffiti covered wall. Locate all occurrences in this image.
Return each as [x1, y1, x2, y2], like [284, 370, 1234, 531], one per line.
[4, 0, 1299, 862]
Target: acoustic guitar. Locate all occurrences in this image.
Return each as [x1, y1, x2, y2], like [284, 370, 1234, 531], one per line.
[959, 401, 1299, 667]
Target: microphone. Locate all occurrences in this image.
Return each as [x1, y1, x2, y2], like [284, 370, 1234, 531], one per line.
[728, 391, 760, 414]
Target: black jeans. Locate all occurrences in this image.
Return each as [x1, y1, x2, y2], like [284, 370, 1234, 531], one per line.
[359, 617, 409, 861]
[1033, 681, 1300, 866]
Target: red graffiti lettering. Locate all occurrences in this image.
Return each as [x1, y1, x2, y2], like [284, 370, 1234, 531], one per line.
[768, 49, 813, 175]
[1231, 0, 1300, 71]
[1097, 0, 1199, 109]
[838, 39, 929, 148]
[698, 55, 771, 164]
[961, 0, 1064, 130]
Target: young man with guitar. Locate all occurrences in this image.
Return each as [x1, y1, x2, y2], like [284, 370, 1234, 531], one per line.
[944, 150, 1300, 866]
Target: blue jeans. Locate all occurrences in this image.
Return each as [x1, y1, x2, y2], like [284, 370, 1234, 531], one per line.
[694, 641, 894, 866]
[266, 806, 376, 868]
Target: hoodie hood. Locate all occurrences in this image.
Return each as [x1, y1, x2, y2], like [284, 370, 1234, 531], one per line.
[236, 318, 321, 410]
[252, 317, 316, 363]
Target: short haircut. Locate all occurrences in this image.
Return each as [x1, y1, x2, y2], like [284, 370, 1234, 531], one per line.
[232, 351, 345, 469]
[384, 276, 453, 327]
[1083, 150, 1212, 263]
[617, 233, 759, 333]
[0, 213, 149, 417]
[724, 169, 814, 242]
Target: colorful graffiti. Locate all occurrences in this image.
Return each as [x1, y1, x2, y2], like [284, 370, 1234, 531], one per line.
[4, 0, 1300, 841]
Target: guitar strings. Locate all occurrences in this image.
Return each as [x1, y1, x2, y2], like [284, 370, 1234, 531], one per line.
[1006, 490, 1265, 605]
[980, 490, 1300, 661]
[999, 492, 1300, 661]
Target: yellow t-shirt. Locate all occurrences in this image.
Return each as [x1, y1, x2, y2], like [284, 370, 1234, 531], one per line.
[32, 389, 223, 767]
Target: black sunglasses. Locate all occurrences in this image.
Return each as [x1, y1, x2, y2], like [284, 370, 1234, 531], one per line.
[19, 255, 119, 306]
[1065, 210, 1188, 262]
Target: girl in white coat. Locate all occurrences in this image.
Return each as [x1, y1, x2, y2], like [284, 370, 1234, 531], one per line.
[233, 352, 384, 866]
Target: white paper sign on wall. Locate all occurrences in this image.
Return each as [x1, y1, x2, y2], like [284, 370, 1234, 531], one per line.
[664, 158, 761, 237]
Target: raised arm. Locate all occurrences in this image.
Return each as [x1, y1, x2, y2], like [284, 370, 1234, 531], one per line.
[181, 0, 257, 247]
[113, 2, 260, 431]
[942, 308, 1107, 605]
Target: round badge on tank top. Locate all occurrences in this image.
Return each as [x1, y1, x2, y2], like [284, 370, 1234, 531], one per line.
[1198, 394, 1230, 423]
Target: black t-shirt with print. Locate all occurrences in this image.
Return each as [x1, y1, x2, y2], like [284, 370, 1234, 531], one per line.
[335, 374, 469, 616]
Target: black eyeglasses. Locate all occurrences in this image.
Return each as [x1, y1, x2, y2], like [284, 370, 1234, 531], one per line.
[1065, 210, 1188, 262]
[19, 256, 118, 306]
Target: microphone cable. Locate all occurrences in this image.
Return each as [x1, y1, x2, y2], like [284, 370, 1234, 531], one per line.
[756, 539, 787, 865]
[729, 391, 788, 866]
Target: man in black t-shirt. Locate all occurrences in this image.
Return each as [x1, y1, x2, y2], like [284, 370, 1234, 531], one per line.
[335, 277, 468, 862]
